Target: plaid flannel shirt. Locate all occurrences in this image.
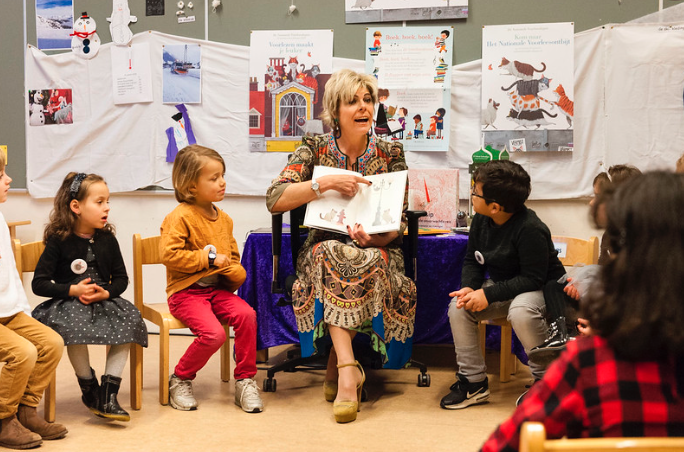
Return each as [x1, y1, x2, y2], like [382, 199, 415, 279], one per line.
[482, 335, 684, 452]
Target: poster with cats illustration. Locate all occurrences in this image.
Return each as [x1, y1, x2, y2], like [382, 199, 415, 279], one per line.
[481, 22, 574, 152]
[248, 30, 333, 152]
[365, 26, 453, 152]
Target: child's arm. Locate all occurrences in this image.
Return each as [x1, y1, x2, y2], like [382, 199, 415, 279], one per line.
[32, 238, 73, 298]
[216, 216, 246, 293]
[160, 215, 209, 273]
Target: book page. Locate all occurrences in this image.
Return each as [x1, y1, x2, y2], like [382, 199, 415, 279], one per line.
[303, 167, 407, 235]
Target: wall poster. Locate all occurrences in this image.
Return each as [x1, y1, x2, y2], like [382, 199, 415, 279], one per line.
[481, 22, 574, 152]
[365, 26, 453, 152]
[248, 30, 333, 152]
[346, 0, 467, 24]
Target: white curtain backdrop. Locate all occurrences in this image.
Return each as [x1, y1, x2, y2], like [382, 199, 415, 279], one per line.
[25, 25, 684, 199]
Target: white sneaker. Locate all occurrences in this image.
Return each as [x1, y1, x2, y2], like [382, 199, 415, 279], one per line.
[235, 378, 263, 413]
[169, 374, 198, 411]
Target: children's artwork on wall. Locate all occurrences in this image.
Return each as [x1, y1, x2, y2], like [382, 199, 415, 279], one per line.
[248, 30, 333, 152]
[36, 0, 73, 50]
[162, 44, 202, 104]
[366, 26, 452, 152]
[481, 22, 574, 152]
[111, 43, 153, 104]
[108, 0, 138, 46]
[27, 89, 73, 126]
[165, 104, 197, 162]
[70, 12, 101, 59]
[345, 0, 467, 24]
[146, 0, 164, 16]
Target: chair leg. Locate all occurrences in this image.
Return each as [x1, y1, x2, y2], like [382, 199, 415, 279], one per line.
[43, 372, 56, 422]
[130, 343, 143, 410]
[220, 325, 231, 382]
[160, 322, 170, 406]
[500, 323, 513, 383]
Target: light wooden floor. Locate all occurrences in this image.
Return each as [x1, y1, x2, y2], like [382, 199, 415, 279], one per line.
[36, 335, 532, 452]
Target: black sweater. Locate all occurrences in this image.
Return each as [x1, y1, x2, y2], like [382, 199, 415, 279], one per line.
[461, 207, 565, 303]
[32, 231, 129, 299]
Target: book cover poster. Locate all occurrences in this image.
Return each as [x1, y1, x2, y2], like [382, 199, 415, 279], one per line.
[481, 22, 574, 152]
[366, 26, 452, 152]
[346, 0, 467, 24]
[408, 168, 459, 229]
[248, 30, 333, 153]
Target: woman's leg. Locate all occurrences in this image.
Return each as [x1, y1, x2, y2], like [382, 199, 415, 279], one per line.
[328, 326, 361, 402]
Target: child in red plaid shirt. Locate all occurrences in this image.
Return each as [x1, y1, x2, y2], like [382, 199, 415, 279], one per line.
[482, 171, 684, 451]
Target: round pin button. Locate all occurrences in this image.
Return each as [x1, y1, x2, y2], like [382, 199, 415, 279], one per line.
[71, 259, 87, 274]
[474, 251, 485, 265]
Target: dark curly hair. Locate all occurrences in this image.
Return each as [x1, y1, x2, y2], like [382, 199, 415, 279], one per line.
[582, 171, 684, 360]
[473, 160, 530, 213]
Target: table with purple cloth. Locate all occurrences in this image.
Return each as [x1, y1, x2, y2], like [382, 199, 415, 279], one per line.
[238, 230, 527, 363]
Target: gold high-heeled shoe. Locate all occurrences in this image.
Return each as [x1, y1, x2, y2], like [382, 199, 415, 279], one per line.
[333, 361, 365, 423]
[323, 380, 337, 402]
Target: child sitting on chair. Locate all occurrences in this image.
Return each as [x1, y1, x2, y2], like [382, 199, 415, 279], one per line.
[160, 144, 263, 413]
[482, 171, 684, 451]
[0, 154, 67, 449]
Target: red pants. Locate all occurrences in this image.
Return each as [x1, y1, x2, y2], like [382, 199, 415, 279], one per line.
[168, 285, 257, 380]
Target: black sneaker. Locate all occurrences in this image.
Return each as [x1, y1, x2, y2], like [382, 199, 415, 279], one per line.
[439, 374, 490, 410]
[515, 379, 540, 406]
[528, 319, 568, 366]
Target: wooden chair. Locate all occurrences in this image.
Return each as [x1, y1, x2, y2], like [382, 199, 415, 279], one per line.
[477, 236, 599, 383]
[520, 421, 684, 452]
[130, 234, 231, 408]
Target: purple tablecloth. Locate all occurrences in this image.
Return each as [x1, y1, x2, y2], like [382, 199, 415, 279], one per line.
[238, 231, 527, 363]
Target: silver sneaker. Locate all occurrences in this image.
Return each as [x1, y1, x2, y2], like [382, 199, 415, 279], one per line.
[169, 374, 198, 411]
[235, 378, 263, 413]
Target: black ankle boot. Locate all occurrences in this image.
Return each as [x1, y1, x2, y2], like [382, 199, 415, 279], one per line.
[99, 375, 130, 422]
[77, 368, 104, 417]
[528, 317, 569, 366]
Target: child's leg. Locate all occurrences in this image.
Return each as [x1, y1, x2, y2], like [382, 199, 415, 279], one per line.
[104, 344, 130, 378]
[0, 320, 38, 419]
[543, 279, 568, 325]
[67, 344, 92, 379]
[0, 313, 63, 412]
[209, 290, 257, 380]
[168, 286, 228, 380]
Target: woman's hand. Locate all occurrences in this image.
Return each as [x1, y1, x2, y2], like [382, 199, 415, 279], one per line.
[347, 223, 399, 248]
[319, 174, 371, 197]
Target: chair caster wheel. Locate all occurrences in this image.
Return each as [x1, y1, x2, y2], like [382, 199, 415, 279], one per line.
[417, 373, 431, 387]
[263, 378, 277, 392]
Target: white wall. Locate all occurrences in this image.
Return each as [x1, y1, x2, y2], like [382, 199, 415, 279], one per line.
[4, 190, 600, 308]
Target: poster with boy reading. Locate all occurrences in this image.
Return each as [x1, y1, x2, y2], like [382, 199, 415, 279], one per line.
[365, 26, 452, 152]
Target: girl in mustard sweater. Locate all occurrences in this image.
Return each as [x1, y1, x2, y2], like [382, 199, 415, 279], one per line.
[160, 145, 263, 413]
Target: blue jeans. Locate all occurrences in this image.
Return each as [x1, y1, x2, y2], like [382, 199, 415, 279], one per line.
[448, 281, 548, 381]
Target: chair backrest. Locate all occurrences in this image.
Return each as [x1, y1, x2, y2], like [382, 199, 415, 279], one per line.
[520, 421, 684, 452]
[551, 235, 599, 267]
[13, 239, 46, 277]
[132, 234, 162, 312]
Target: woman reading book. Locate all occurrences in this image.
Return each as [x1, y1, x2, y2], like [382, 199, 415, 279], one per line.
[266, 69, 416, 424]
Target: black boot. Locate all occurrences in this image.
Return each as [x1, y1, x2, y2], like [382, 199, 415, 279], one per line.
[99, 375, 130, 422]
[528, 317, 568, 366]
[77, 368, 104, 418]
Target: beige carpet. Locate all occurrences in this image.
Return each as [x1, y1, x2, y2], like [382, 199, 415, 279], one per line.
[35, 335, 532, 452]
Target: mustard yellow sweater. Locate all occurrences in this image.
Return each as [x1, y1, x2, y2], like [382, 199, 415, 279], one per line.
[160, 203, 246, 298]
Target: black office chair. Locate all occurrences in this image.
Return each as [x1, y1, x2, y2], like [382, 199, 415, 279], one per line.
[264, 206, 430, 392]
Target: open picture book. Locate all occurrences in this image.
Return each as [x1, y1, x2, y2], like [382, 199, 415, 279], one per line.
[304, 166, 408, 235]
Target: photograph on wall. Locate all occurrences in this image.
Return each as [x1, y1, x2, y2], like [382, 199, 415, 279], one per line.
[36, 0, 73, 50]
[366, 26, 452, 152]
[162, 43, 202, 104]
[346, 0, 467, 24]
[28, 88, 73, 126]
[481, 22, 574, 152]
[248, 29, 333, 152]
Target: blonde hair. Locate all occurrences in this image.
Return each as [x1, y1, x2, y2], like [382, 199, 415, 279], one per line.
[44, 172, 113, 242]
[172, 144, 226, 204]
[0, 151, 5, 173]
[676, 152, 684, 174]
[320, 69, 378, 134]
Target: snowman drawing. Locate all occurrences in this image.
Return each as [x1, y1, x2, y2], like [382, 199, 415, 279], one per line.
[70, 12, 101, 59]
[29, 92, 46, 126]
